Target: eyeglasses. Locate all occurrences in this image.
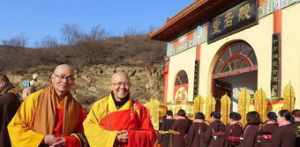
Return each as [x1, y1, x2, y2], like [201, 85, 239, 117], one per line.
[53, 74, 75, 81]
[112, 82, 130, 87]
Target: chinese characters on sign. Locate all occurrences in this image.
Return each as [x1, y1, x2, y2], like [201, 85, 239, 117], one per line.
[271, 33, 281, 97]
[193, 60, 200, 98]
[208, 0, 258, 43]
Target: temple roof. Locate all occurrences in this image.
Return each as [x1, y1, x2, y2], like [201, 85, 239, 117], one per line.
[150, 0, 245, 42]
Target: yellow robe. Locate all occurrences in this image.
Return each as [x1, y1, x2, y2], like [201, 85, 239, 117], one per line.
[7, 88, 83, 147]
[83, 95, 155, 147]
[7, 90, 45, 147]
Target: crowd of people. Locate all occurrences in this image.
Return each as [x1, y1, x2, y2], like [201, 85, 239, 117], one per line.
[158, 109, 300, 147]
[1, 63, 300, 147]
[1, 64, 156, 147]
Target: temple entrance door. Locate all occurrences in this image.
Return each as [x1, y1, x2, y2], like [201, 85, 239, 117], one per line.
[213, 79, 232, 112]
[212, 41, 258, 112]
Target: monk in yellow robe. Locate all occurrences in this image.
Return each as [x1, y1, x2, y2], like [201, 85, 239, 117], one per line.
[8, 64, 86, 147]
[83, 72, 156, 147]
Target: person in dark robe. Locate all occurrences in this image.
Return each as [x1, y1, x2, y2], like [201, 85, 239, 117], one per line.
[224, 112, 243, 147]
[292, 109, 300, 147]
[272, 109, 296, 147]
[186, 112, 208, 147]
[256, 111, 278, 147]
[205, 111, 225, 147]
[0, 74, 20, 147]
[159, 110, 174, 147]
[171, 109, 192, 147]
[240, 111, 261, 147]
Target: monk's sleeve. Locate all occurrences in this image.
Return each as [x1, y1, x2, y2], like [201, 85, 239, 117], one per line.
[7, 93, 44, 147]
[64, 108, 87, 147]
[83, 101, 118, 147]
[127, 107, 156, 147]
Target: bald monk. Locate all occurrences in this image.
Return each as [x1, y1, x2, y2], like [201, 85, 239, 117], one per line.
[8, 64, 86, 147]
[83, 72, 156, 147]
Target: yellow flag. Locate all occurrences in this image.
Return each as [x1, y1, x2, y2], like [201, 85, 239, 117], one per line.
[205, 95, 216, 122]
[221, 94, 231, 124]
[238, 88, 250, 126]
[254, 88, 268, 122]
[283, 83, 295, 111]
[193, 96, 204, 113]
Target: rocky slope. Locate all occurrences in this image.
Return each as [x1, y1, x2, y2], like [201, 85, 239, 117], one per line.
[6, 64, 163, 108]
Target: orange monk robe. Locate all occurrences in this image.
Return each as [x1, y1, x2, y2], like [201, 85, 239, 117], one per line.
[83, 94, 156, 147]
[7, 88, 85, 147]
[53, 102, 85, 147]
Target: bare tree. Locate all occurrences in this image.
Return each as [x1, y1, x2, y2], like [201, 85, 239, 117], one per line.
[61, 24, 108, 44]
[1, 34, 28, 47]
[86, 25, 106, 41]
[123, 27, 144, 37]
[39, 35, 59, 48]
[61, 24, 84, 44]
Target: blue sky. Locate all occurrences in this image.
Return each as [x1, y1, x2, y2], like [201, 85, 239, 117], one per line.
[0, 0, 191, 47]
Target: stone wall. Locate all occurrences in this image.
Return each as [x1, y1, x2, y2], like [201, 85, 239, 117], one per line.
[6, 64, 163, 109]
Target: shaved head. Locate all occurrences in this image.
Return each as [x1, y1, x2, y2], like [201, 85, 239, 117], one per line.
[111, 72, 130, 100]
[53, 64, 74, 75]
[111, 72, 129, 83]
[51, 64, 75, 97]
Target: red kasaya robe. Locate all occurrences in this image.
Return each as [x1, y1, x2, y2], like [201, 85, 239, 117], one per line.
[83, 95, 156, 147]
[54, 104, 85, 147]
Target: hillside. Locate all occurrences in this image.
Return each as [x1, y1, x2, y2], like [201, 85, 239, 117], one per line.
[0, 34, 165, 71]
[7, 64, 163, 108]
[1, 34, 166, 107]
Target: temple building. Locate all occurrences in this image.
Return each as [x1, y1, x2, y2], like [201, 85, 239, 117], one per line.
[150, 0, 300, 114]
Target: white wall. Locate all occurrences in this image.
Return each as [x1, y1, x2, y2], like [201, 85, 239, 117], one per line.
[281, 3, 300, 108]
[167, 47, 196, 103]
